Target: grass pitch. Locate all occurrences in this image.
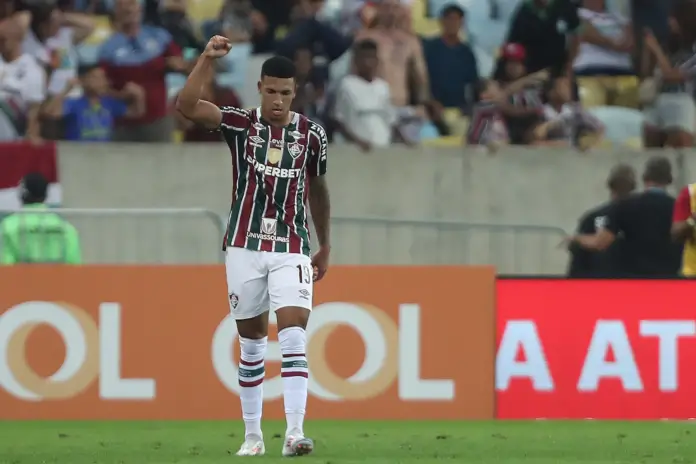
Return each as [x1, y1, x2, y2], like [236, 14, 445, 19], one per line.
[0, 420, 693, 464]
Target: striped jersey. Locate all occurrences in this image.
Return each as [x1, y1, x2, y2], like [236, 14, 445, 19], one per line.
[219, 106, 328, 256]
[466, 101, 508, 145]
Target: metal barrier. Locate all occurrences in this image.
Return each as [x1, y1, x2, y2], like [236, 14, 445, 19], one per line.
[0, 208, 226, 264]
[328, 216, 570, 274]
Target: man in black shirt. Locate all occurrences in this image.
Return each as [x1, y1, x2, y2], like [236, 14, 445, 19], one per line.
[504, 0, 581, 77]
[567, 163, 636, 277]
[569, 156, 682, 277]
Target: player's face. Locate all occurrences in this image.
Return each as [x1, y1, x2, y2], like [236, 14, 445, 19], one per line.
[258, 76, 296, 122]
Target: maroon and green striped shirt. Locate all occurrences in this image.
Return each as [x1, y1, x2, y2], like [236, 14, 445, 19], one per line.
[219, 106, 328, 256]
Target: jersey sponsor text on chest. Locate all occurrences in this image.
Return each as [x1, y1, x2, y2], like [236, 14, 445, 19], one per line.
[246, 154, 302, 178]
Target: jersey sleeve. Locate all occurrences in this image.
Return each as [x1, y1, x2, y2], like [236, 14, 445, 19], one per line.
[219, 106, 252, 133]
[308, 122, 328, 177]
[0, 220, 17, 265]
[673, 187, 691, 222]
[65, 224, 82, 265]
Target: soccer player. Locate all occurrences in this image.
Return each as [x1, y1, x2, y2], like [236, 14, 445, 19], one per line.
[176, 36, 331, 457]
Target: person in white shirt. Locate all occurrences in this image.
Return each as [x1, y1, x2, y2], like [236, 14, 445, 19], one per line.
[573, 0, 637, 108]
[333, 39, 400, 151]
[574, 0, 634, 76]
[0, 20, 46, 142]
[20, 5, 95, 97]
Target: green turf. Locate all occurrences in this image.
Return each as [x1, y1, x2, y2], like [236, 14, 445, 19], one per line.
[0, 420, 694, 464]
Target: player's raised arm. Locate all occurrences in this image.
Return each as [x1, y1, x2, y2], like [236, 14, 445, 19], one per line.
[176, 35, 230, 130]
[308, 122, 331, 281]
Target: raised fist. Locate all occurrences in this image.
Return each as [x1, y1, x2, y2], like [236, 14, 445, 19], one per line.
[204, 35, 232, 58]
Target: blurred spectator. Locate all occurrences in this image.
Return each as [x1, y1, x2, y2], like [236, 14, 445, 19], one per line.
[0, 20, 45, 142]
[630, 0, 672, 78]
[355, 0, 428, 108]
[570, 156, 681, 278]
[333, 39, 398, 151]
[0, 172, 81, 265]
[567, 163, 636, 278]
[337, 0, 378, 36]
[467, 70, 549, 150]
[642, 5, 696, 149]
[423, 4, 478, 136]
[21, 4, 95, 96]
[174, 66, 242, 142]
[466, 79, 509, 151]
[503, 0, 581, 77]
[574, 0, 638, 109]
[98, 0, 186, 142]
[43, 64, 145, 141]
[218, 0, 254, 43]
[158, 0, 205, 53]
[292, 46, 327, 127]
[535, 76, 605, 149]
[496, 43, 545, 145]
[574, 0, 633, 77]
[248, 0, 293, 54]
[277, 0, 351, 84]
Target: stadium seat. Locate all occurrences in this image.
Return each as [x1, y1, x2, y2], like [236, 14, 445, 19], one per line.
[443, 108, 468, 136]
[577, 76, 639, 110]
[412, 0, 440, 37]
[188, 0, 223, 24]
[422, 135, 463, 147]
[82, 15, 112, 46]
[587, 106, 643, 148]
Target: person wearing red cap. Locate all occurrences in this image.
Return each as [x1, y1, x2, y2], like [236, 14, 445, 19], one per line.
[495, 42, 546, 145]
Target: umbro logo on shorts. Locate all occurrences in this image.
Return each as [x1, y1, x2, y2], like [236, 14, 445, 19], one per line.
[299, 289, 310, 300]
[229, 293, 239, 309]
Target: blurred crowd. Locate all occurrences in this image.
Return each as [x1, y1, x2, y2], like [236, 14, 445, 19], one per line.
[0, 0, 694, 151]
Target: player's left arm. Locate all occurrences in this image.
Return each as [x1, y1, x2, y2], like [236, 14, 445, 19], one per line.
[308, 123, 331, 279]
[308, 123, 330, 246]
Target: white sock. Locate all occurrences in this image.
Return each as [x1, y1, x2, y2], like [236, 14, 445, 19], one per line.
[238, 336, 267, 441]
[278, 326, 308, 437]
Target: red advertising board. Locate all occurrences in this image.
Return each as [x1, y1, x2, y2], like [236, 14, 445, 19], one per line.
[497, 279, 696, 419]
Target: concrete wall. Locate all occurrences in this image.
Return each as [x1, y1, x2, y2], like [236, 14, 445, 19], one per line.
[54, 143, 690, 272]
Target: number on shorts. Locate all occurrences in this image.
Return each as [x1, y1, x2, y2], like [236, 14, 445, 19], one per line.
[297, 264, 312, 284]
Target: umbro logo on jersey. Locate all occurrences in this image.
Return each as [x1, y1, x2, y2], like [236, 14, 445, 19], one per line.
[249, 135, 264, 144]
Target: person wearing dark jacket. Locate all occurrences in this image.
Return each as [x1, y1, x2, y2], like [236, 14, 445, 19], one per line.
[567, 156, 682, 277]
[567, 163, 636, 277]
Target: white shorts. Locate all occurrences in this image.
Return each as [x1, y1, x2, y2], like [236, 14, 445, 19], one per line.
[643, 93, 696, 133]
[225, 247, 313, 320]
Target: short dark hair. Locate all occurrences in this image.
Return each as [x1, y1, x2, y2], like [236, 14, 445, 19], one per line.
[353, 39, 378, 54]
[441, 3, 465, 18]
[78, 64, 100, 77]
[607, 163, 637, 195]
[643, 156, 673, 186]
[261, 56, 296, 79]
[20, 172, 48, 201]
